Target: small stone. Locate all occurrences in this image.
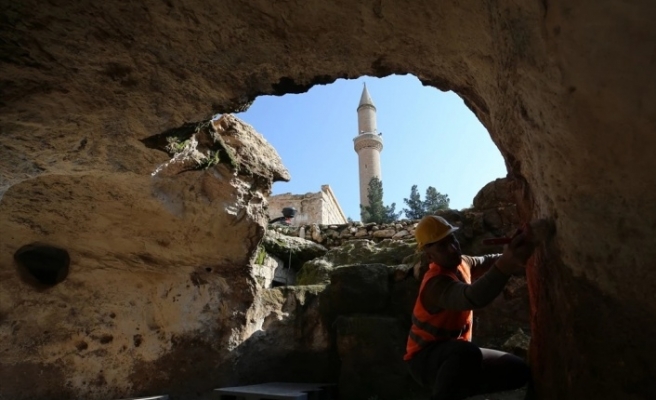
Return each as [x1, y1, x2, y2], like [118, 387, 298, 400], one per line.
[373, 229, 395, 238]
[354, 229, 369, 238]
[502, 329, 530, 360]
[392, 230, 409, 239]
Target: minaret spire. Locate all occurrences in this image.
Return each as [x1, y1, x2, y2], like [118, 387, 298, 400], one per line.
[358, 83, 376, 111]
[353, 83, 384, 216]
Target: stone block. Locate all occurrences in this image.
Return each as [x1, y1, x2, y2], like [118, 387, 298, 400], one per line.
[328, 264, 390, 315]
[335, 316, 422, 400]
[372, 229, 395, 238]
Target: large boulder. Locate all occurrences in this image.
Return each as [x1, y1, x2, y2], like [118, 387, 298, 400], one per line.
[232, 285, 339, 385]
[0, 116, 289, 399]
[297, 239, 416, 284]
[335, 316, 423, 400]
[262, 230, 328, 271]
[472, 178, 516, 210]
[328, 264, 390, 315]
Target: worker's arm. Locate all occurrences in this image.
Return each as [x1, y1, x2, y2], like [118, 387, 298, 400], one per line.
[421, 230, 536, 313]
[461, 254, 501, 271]
[420, 265, 511, 312]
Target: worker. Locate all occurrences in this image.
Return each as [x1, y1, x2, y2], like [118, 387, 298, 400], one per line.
[405, 215, 535, 400]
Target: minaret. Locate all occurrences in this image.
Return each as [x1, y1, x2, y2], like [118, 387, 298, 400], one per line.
[353, 83, 384, 211]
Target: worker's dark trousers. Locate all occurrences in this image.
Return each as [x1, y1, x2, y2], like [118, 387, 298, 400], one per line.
[406, 340, 530, 400]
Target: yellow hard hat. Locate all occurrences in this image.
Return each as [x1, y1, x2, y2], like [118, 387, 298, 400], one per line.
[415, 215, 459, 249]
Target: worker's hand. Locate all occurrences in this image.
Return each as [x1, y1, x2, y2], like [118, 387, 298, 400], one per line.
[495, 225, 536, 275]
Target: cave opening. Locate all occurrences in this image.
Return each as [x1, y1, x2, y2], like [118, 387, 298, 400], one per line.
[234, 74, 507, 222]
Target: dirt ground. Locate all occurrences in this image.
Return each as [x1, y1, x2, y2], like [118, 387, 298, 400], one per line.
[402, 388, 526, 400]
[467, 388, 526, 400]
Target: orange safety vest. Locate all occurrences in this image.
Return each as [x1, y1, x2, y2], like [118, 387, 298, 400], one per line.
[404, 262, 474, 361]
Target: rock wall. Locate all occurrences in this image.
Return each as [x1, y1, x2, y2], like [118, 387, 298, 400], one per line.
[272, 182, 519, 254]
[2, 1, 656, 399]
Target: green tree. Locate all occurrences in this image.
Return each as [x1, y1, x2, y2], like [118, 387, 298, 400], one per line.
[423, 186, 450, 214]
[403, 184, 424, 220]
[360, 177, 400, 223]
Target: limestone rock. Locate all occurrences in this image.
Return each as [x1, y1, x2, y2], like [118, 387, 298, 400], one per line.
[335, 316, 422, 400]
[388, 277, 422, 332]
[472, 178, 516, 210]
[392, 229, 409, 239]
[0, 117, 285, 400]
[502, 329, 531, 360]
[310, 224, 324, 243]
[327, 264, 390, 315]
[297, 239, 416, 284]
[354, 228, 369, 238]
[252, 253, 292, 288]
[144, 115, 290, 184]
[210, 115, 290, 183]
[322, 239, 415, 266]
[262, 230, 328, 271]
[392, 263, 414, 282]
[296, 259, 334, 286]
[236, 285, 338, 384]
[372, 228, 395, 238]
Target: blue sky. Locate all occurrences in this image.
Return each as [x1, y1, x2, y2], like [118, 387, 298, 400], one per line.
[235, 74, 506, 221]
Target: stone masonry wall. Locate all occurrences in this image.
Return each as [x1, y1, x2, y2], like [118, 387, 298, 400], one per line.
[275, 218, 414, 248]
[319, 185, 348, 224]
[268, 192, 320, 225]
[267, 185, 347, 225]
[270, 206, 519, 253]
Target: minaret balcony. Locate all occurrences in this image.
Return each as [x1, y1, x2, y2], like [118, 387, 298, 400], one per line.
[353, 133, 384, 152]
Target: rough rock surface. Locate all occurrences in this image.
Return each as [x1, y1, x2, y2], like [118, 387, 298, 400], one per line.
[335, 315, 420, 400]
[297, 239, 416, 285]
[2, 1, 656, 399]
[0, 116, 288, 399]
[328, 264, 391, 316]
[472, 178, 517, 210]
[234, 285, 339, 385]
[262, 230, 328, 271]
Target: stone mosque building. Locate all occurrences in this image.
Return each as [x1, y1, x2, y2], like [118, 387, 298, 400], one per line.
[266, 184, 348, 225]
[267, 84, 382, 225]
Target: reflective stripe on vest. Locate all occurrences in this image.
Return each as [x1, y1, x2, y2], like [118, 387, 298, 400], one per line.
[407, 322, 470, 349]
[411, 314, 470, 339]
